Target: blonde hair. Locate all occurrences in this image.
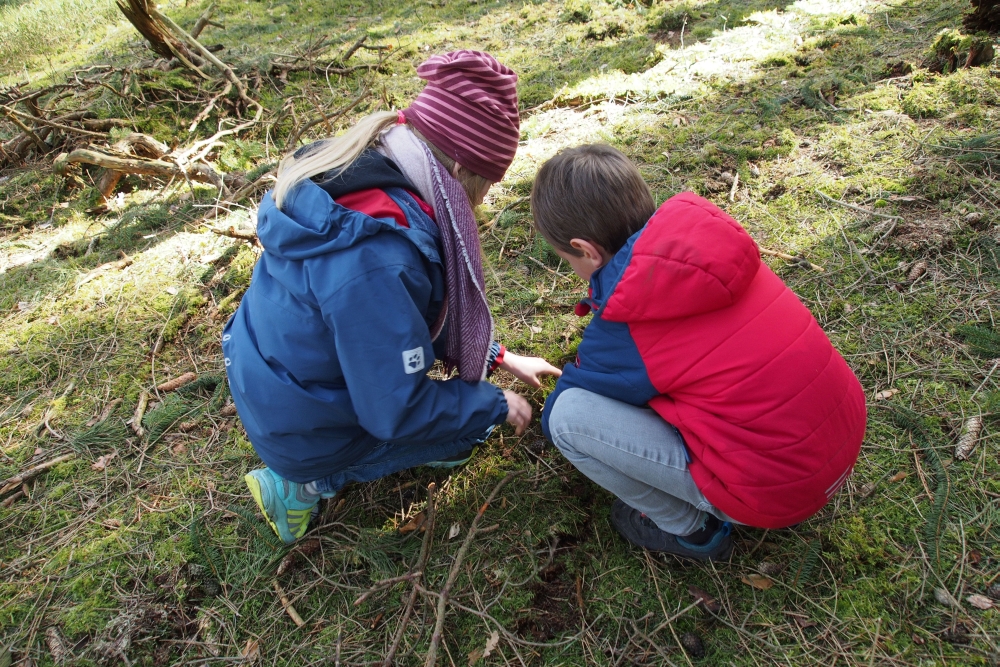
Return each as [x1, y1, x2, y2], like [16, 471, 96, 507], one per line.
[273, 111, 493, 210]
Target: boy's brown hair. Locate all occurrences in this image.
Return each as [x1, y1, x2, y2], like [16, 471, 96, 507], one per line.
[531, 144, 656, 256]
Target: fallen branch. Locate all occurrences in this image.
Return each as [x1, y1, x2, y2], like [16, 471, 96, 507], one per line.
[480, 196, 528, 231]
[55, 149, 224, 191]
[758, 247, 824, 272]
[382, 483, 437, 667]
[75, 255, 133, 287]
[273, 581, 305, 627]
[524, 254, 575, 282]
[815, 189, 903, 221]
[354, 571, 423, 606]
[0, 454, 76, 496]
[286, 87, 371, 149]
[210, 226, 258, 243]
[130, 391, 149, 437]
[190, 3, 223, 39]
[3, 105, 107, 139]
[1, 106, 47, 151]
[425, 471, 521, 667]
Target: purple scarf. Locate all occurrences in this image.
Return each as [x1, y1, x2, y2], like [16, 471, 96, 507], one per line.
[380, 127, 493, 381]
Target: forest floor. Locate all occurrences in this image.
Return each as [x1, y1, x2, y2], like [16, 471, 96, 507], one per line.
[1, 0, 999, 664]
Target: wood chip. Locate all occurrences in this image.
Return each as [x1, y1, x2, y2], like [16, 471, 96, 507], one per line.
[874, 388, 899, 401]
[157, 372, 197, 392]
[889, 471, 908, 482]
[398, 510, 426, 534]
[688, 584, 721, 614]
[742, 574, 774, 590]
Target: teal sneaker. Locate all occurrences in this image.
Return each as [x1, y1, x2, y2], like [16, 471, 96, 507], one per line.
[425, 446, 478, 469]
[244, 468, 319, 544]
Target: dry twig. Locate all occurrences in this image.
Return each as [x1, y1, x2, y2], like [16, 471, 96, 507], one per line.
[0, 454, 76, 496]
[382, 483, 438, 667]
[425, 471, 521, 667]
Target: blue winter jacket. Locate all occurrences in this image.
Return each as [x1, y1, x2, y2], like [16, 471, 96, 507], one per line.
[222, 155, 508, 482]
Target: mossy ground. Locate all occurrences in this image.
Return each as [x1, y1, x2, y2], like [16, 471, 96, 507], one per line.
[2, 0, 999, 665]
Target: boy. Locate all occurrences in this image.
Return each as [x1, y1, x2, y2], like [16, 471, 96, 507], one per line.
[531, 145, 866, 561]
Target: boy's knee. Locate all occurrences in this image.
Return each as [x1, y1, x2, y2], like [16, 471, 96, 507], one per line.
[546, 388, 594, 453]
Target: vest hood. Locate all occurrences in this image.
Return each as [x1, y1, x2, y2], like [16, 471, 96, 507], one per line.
[600, 192, 761, 323]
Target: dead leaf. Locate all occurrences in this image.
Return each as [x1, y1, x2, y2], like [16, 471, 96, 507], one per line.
[91, 452, 117, 470]
[448, 522, 462, 540]
[398, 510, 426, 534]
[102, 519, 122, 529]
[967, 594, 994, 610]
[483, 630, 499, 658]
[859, 482, 876, 498]
[889, 471, 908, 482]
[688, 584, 721, 614]
[369, 612, 383, 629]
[469, 631, 499, 664]
[874, 388, 899, 401]
[742, 574, 774, 590]
[788, 613, 817, 629]
[529, 325, 542, 334]
[171, 443, 187, 456]
[240, 638, 260, 664]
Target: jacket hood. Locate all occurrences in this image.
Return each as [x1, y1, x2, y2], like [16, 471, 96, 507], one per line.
[257, 173, 439, 264]
[599, 192, 761, 322]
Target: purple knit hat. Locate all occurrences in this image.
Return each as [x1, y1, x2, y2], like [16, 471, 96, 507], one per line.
[403, 50, 520, 183]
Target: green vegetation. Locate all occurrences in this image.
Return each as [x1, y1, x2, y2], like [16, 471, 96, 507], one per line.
[2, 0, 999, 665]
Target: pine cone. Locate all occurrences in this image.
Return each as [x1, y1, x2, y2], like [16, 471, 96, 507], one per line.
[987, 583, 1000, 601]
[681, 632, 705, 658]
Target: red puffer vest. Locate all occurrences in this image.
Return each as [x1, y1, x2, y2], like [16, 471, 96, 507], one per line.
[601, 193, 867, 528]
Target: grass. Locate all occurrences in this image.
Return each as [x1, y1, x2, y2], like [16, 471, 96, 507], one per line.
[2, 0, 1000, 664]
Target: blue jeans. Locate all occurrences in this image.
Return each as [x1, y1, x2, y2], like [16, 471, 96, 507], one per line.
[307, 427, 493, 496]
[547, 388, 731, 536]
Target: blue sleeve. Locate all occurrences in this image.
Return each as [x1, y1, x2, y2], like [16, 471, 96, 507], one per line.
[318, 237, 508, 445]
[541, 316, 658, 441]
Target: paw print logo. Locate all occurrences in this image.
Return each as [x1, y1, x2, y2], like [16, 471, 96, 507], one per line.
[402, 347, 425, 374]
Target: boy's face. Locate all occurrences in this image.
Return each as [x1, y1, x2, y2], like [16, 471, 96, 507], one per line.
[554, 239, 611, 282]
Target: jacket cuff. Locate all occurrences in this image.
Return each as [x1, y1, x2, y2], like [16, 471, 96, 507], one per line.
[486, 341, 506, 376]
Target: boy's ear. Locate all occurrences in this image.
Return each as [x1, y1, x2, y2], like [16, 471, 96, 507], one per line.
[569, 238, 611, 264]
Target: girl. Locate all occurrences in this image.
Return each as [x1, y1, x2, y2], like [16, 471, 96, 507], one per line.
[223, 51, 560, 543]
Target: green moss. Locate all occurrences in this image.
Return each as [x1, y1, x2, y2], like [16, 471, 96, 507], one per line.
[902, 81, 955, 118]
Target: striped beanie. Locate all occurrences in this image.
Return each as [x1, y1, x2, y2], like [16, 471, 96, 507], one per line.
[403, 51, 520, 183]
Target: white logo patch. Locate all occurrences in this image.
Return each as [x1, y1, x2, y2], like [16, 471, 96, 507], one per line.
[403, 347, 425, 374]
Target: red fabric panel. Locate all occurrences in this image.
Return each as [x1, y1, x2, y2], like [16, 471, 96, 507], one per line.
[635, 264, 866, 528]
[335, 189, 436, 227]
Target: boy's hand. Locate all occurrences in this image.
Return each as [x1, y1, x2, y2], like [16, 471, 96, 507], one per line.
[502, 390, 532, 435]
[500, 352, 563, 388]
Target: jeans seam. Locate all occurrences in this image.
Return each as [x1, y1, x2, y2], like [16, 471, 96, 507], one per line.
[553, 428, 690, 474]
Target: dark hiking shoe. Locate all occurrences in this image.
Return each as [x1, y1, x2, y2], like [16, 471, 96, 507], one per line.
[610, 499, 734, 562]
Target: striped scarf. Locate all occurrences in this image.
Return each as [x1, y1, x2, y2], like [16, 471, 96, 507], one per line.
[379, 125, 493, 382]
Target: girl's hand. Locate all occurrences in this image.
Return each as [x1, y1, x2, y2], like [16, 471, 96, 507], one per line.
[502, 390, 532, 435]
[500, 352, 563, 388]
